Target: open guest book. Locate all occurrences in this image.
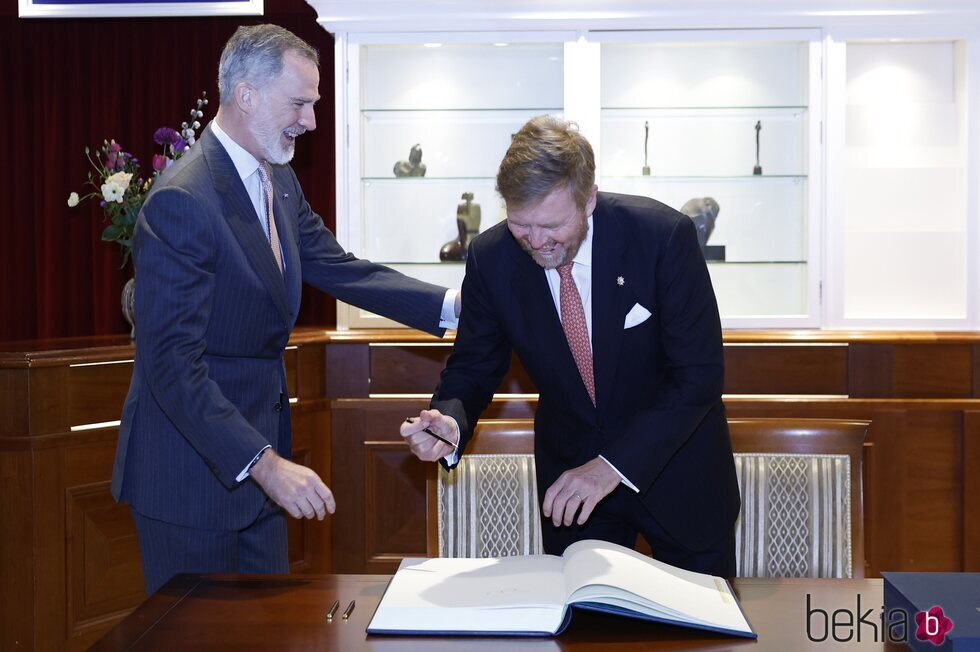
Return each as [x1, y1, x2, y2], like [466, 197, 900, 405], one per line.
[366, 539, 756, 638]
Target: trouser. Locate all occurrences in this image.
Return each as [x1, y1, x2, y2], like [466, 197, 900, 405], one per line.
[130, 499, 288, 595]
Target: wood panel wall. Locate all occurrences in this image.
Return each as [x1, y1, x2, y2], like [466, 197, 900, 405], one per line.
[3, 328, 980, 649]
[0, 331, 332, 651]
[327, 330, 980, 578]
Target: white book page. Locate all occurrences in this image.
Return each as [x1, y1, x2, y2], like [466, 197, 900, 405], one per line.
[370, 555, 567, 632]
[561, 540, 751, 633]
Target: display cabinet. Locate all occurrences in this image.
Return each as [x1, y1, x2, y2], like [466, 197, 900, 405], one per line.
[311, 1, 980, 331]
[336, 34, 571, 328]
[595, 32, 821, 323]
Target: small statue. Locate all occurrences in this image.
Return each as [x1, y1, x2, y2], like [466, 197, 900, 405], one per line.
[440, 192, 481, 261]
[642, 121, 651, 176]
[753, 120, 762, 175]
[679, 197, 720, 251]
[439, 217, 468, 262]
[394, 144, 427, 177]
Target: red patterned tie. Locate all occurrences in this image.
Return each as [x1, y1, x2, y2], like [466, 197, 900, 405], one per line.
[557, 262, 595, 405]
[256, 162, 284, 275]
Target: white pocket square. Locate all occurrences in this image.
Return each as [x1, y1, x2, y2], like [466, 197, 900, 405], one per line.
[623, 303, 652, 329]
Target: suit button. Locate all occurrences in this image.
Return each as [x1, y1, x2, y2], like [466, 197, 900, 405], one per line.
[273, 402, 282, 412]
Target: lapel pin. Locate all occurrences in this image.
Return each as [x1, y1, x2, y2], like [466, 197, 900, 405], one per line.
[282, 193, 289, 199]
[617, 276, 625, 286]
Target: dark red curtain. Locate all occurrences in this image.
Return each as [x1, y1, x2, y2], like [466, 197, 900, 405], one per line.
[0, 0, 336, 343]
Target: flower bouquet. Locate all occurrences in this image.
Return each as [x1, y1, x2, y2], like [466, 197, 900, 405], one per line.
[68, 92, 209, 267]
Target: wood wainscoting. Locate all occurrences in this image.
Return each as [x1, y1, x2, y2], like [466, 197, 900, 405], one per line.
[3, 328, 980, 649]
[0, 330, 333, 651]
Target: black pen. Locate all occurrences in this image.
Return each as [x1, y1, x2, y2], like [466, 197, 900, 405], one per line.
[326, 599, 340, 620]
[404, 417, 458, 450]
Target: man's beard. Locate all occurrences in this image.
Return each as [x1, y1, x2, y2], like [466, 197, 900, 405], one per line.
[250, 115, 302, 165]
[517, 216, 589, 269]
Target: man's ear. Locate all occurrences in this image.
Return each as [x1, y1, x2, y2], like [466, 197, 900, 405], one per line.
[235, 82, 257, 114]
[585, 184, 599, 215]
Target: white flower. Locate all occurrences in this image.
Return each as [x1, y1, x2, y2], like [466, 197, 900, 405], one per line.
[67, 192, 79, 207]
[101, 172, 133, 204]
[101, 182, 124, 203]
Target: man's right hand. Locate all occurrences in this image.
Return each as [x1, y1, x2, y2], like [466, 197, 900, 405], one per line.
[249, 450, 335, 520]
[401, 409, 459, 461]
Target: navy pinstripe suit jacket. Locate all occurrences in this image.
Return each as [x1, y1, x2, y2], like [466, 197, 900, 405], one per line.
[111, 125, 447, 531]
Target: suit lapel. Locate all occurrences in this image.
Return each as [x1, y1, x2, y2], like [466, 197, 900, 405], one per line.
[270, 167, 302, 322]
[202, 128, 290, 323]
[591, 196, 631, 412]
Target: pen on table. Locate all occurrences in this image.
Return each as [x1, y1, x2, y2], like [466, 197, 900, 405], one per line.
[342, 600, 356, 620]
[326, 599, 340, 620]
[404, 417, 458, 450]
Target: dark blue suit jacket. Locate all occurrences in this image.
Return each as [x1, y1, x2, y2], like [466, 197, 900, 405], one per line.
[112, 125, 447, 531]
[431, 192, 740, 551]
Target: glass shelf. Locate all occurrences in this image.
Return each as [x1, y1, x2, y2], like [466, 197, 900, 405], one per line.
[376, 261, 467, 266]
[362, 43, 563, 111]
[707, 260, 806, 265]
[601, 109, 807, 177]
[361, 179, 504, 263]
[363, 107, 563, 114]
[601, 41, 808, 108]
[707, 261, 809, 317]
[603, 174, 807, 180]
[362, 108, 559, 179]
[374, 259, 807, 266]
[363, 176, 495, 182]
[601, 106, 807, 114]
[600, 176, 807, 262]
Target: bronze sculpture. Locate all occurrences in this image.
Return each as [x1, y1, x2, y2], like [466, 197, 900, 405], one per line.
[394, 144, 427, 177]
[679, 196, 723, 260]
[440, 192, 481, 261]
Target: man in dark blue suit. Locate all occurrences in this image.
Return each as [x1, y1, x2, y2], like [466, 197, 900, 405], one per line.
[402, 115, 739, 576]
[112, 25, 459, 595]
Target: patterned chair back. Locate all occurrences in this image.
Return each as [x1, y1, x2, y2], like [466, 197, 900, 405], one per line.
[728, 418, 869, 578]
[428, 417, 868, 578]
[436, 454, 543, 557]
[427, 420, 541, 558]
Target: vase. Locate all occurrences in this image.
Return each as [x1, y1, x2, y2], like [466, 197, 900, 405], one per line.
[121, 277, 136, 340]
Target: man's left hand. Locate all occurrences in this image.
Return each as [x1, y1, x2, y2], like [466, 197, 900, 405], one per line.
[542, 457, 622, 527]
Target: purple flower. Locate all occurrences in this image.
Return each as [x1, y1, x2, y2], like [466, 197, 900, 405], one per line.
[172, 137, 188, 152]
[153, 127, 182, 146]
[152, 154, 169, 172]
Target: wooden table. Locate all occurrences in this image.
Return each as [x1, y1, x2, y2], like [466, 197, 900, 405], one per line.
[91, 574, 907, 650]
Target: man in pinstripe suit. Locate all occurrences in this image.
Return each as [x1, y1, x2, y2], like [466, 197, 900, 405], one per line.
[111, 24, 459, 595]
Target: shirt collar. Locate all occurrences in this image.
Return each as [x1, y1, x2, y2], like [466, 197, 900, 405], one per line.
[210, 118, 261, 183]
[571, 215, 594, 269]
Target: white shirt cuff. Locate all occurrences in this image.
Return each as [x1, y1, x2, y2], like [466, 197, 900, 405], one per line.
[439, 290, 460, 329]
[237, 444, 272, 482]
[598, 455, 639, 492]
[442, 416, 461, 465]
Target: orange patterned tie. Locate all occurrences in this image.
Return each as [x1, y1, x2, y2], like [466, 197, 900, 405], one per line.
[256, 162, 284, 275]
[557, 262, 595, 405]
